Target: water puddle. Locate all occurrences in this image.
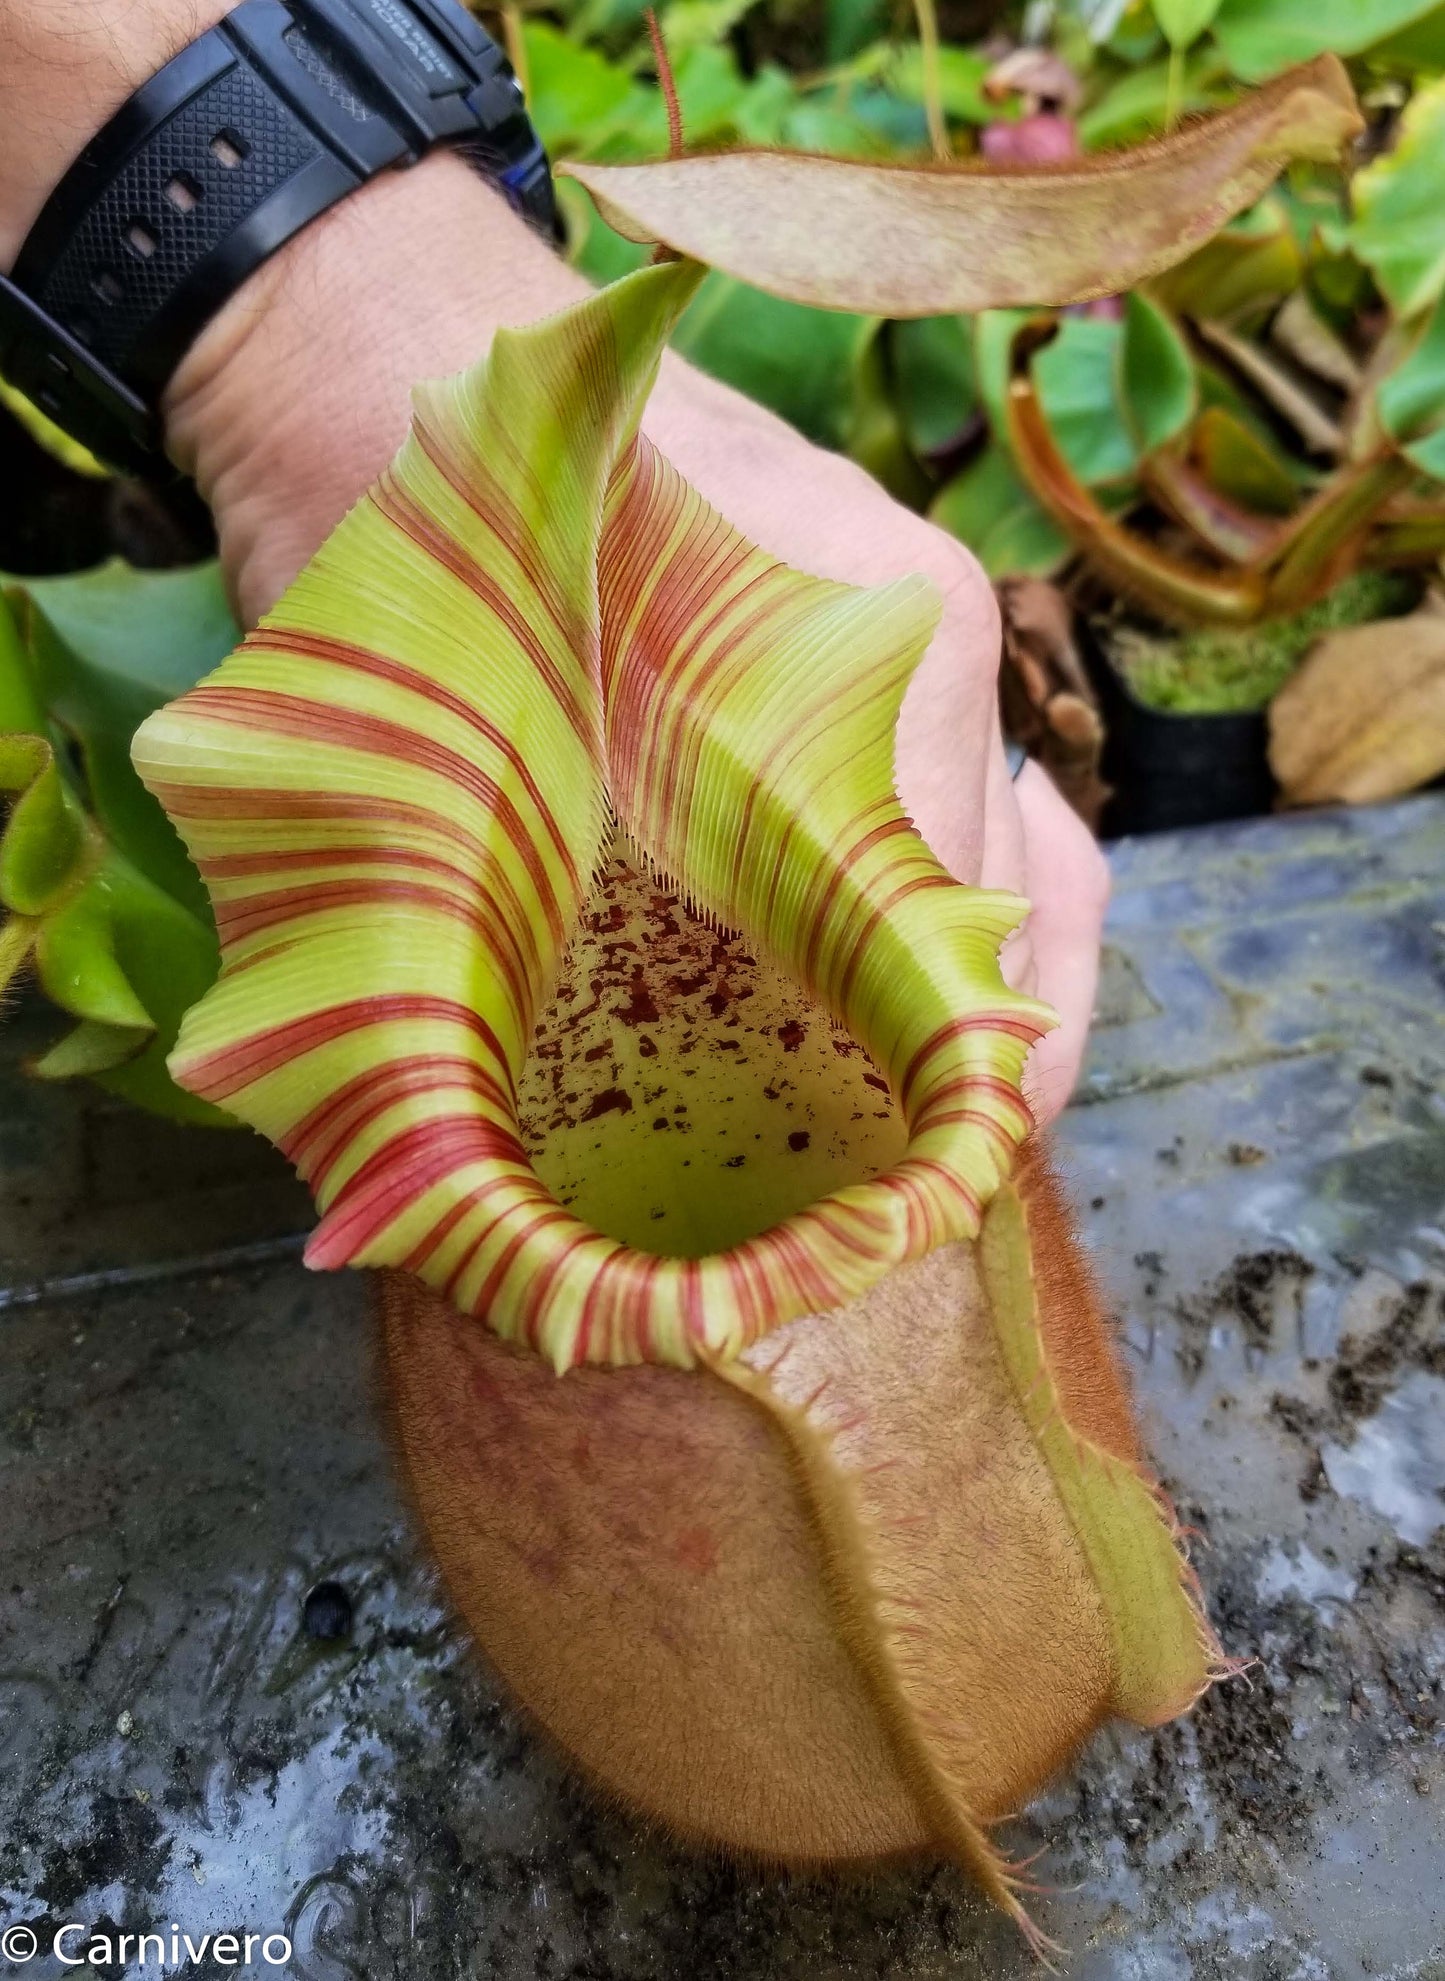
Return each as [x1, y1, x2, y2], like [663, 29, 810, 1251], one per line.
[1254, 1544, 1356, 1608]
[1322, 1370, 1445, 1546]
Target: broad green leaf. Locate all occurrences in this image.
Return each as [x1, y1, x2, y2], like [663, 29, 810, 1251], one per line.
[4, 561, 238, 918]
[1035, 319, 1139, 486]
[1349, 76, 1445, 321]
[1119, 291, 1197, 456]
[34, 880, 153, 1029]
[672, 275, 880, 449]
[564, 58, 1361, 314]
[929, 445, 1071, 578]
[1152, 0, 1222, 51]
[826, 0, 884, 61]
[1077, 52, 1231, 148]
[134, 261, 1050, 1374]
[632, 0, 759, 65]
[776, 91, 899, 157]
[891, 315, 977, 457]
[85, 853, 225, 1123]
[3, 559, 237, 701]
[977, 310, 1139, 487]
[1365, 5, 1445, 71]
[1378, 292, 1445, 482]
[731, 62, 797, 144]
[522, 22, 640, 154]
[885, 43, 995, 123]
[1211, 0, 1442, 80]
[0, 754, 88, 916]
[0, 714, 224, 1119]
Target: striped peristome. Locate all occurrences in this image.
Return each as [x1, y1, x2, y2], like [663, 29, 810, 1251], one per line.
[132, 258, 1053, 1373]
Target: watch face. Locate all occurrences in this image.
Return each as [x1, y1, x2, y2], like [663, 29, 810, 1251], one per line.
[350, 0, 468, 97]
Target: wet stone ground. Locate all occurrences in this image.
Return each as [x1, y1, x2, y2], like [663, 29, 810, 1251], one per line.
[1, 794, 1443, 1980]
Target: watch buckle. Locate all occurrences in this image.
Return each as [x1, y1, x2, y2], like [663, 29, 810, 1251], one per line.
[0, 272, 161, 472]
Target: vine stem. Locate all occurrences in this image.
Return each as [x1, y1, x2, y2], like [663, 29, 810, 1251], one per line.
[911, 0, 951, 163]
[645, 8, 684, 161]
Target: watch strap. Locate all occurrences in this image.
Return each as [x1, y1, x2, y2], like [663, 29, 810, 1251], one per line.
[0, 0, 553, 475]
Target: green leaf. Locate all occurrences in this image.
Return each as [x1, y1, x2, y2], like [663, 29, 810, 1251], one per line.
[826, 0, 884, 61]
[846, 334, 930, 506]
[0, 563, 232, 1118]
[8, 559, 237, 701]
[1036, 320, 1140, 486]
[1077, 52, 1231, 148]
[0, 590, 46, 737]
[33, 878, 153, 1029]
[3, 561, 238, 918]
[1211, 0, 1443, 81]
[890, 316, 977, 457]
[885, 43, 995, 123]
[1152, 0, 1222, 51]
[1349, 76, 1445, 321]
[634, 0, 759, 65]
[522, 22, 644, 154]
[88, 853, 225, 1123]
[672, 274, 880, 449]
[929, 445, 1071, 578]
[1365, 4, 1445, 71]
[1379, 292, 1445, 482]
[30, 1018, 149, 1082]
[1119, 292, 1197, 456]
[976, 310, 1139, 488]
[0, 757, 89, 916]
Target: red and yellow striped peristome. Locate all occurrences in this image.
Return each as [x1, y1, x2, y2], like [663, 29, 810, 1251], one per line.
[133, 259, 1052, 1372]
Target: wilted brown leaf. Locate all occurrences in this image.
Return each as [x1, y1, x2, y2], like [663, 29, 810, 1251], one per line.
[563, 58, 1360, 316]
[1269, 598, 1445, 804]
[996, 576, 1109, 828]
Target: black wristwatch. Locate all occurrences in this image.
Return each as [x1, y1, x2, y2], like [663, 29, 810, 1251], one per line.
[0, 0, 556, 477]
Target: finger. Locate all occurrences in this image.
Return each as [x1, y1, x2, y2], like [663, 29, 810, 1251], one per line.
[1010, 762, 1111, 1124]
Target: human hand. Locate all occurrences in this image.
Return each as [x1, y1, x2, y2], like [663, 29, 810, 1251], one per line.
[0, 1, 1107, 1118]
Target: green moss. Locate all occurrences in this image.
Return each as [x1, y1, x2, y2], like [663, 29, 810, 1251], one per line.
[1114, 571, 1419, 715]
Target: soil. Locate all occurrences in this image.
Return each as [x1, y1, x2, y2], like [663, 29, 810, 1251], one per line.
[1269, 1277, 1445, 1446]
[1171, 1247, 1316, 1375]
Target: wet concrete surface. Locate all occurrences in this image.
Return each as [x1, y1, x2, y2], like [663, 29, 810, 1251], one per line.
[1, 794, 1443, 1979]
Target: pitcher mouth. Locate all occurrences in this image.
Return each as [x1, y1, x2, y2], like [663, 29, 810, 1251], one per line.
[132, 260, 1053, 1373]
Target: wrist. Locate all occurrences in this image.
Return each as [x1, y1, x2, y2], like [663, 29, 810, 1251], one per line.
[164, 150, 581, 621]
[0, 0, 234, 269]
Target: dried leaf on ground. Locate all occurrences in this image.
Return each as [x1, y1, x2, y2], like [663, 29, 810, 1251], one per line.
[1269, 598, 1445, 804]
[996, 577, 1109, 828]
[563, 58, 1360, 316]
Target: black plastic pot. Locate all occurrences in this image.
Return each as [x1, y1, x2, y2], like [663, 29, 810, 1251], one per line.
[1086, 627, 1277, 837]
